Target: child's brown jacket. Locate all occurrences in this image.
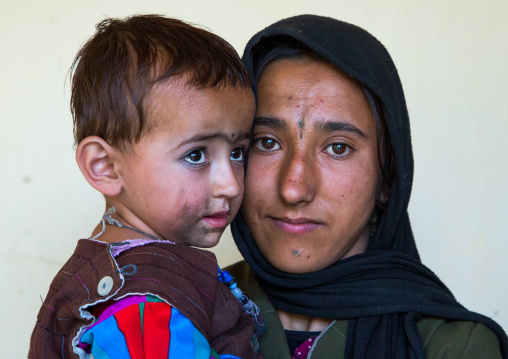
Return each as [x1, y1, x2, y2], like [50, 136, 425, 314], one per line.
[29, 238, 260, 358]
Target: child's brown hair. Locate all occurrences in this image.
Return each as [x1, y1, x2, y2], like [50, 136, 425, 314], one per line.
[70, 14, 250, 150]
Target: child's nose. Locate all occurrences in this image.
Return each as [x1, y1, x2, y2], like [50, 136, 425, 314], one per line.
[212, 162, 242, 199]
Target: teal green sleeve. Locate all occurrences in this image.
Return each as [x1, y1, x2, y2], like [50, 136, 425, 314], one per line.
[418, 318, 502, 359]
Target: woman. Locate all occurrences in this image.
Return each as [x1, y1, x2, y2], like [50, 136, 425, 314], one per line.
[229, 15, 508, 358]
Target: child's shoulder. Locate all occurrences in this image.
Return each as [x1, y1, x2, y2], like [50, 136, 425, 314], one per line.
[30, 238, 224, 357]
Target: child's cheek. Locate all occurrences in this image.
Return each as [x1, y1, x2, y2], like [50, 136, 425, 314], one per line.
[176, 185, 210, 216]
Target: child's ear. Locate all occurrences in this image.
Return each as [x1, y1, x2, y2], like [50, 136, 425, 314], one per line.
[76, 136, 123, 197]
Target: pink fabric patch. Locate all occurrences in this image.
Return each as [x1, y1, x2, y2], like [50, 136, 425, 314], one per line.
[291, 335, 317, 359]
[111, 239, 164, 257]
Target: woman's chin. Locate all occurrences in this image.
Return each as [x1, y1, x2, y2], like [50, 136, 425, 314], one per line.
[279, 262, 326, 274]
[263, 240, 368, 274]
[266, 252, 331, 274]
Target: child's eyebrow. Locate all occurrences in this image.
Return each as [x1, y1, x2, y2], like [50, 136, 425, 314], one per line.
[177, 131, 250, 148]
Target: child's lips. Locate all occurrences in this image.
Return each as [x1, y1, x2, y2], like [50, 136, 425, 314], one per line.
[202, 211, 229, 229]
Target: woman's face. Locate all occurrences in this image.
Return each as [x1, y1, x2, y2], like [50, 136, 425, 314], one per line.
[241, 57, 380, 273]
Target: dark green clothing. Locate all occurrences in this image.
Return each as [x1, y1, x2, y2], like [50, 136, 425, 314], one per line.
[228, 261, 502, 359]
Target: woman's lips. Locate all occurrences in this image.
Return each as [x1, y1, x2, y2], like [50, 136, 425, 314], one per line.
[271, 217, 321, 234]
[202, 212, 229, 228]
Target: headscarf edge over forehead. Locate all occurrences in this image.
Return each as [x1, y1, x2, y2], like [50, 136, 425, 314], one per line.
[233, 14, 508, 358]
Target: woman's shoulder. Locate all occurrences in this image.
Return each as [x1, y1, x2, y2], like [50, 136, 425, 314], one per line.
[225, 260, 252, 279]
[225, 261, 261, 296]
[225, 262, 503, 358]
[417, 317, 502, 358]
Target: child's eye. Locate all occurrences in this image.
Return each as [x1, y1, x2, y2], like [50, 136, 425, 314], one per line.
[184, 149, 207, 164]
[324, 143, 353, 158]
[254, 137, 281, 152]
[230, 147, 245, 162]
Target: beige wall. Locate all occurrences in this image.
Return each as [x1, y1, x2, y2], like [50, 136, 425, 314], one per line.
[1, 0, 507, 355]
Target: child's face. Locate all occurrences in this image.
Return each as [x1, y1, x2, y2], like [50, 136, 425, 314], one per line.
[115, 82, 255, 247]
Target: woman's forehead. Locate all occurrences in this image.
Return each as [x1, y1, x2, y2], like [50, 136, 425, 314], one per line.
[255, 58, 373, 133]
[257, 57, 364, 99]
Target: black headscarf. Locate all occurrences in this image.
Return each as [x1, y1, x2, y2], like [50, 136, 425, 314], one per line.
[232, 14, 508, 358]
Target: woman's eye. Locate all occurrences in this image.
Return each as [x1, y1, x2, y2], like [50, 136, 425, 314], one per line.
[230, 147, 245, 162]
[184, 149, 207, 164]
[254, 138, 281, 151]
[325, 143, 352, 158]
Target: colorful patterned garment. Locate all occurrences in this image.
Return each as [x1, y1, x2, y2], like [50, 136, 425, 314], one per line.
[79, 294, 241, 359]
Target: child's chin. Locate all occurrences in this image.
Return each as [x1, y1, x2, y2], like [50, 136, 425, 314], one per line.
[190, 234, 222, 249]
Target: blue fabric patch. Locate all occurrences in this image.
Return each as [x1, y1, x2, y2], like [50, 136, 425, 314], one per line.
[167, 307, 199, 358]
[81, 315, 131, 359]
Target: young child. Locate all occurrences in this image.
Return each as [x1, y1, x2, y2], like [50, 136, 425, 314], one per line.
[29, 15, 262, 359]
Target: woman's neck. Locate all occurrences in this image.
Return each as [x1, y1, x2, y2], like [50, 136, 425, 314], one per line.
[278, 309, 332, 332]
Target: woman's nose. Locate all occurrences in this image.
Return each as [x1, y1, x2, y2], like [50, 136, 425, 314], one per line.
[279, 151, 316, 205]
[212, 162, 242, 199]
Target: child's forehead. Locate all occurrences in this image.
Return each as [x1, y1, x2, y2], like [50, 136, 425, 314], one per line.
[143, 78, 255, 141]
[147, 76, 240, 109]
[150, 75, 252, 110]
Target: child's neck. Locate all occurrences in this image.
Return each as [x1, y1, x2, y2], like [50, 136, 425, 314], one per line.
[90, 206, 164, 243]
[89, 222, 152, 243]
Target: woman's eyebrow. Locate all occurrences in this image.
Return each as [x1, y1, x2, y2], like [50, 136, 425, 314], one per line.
[315, 120, 367, 139]
[253, 116, 287, 129]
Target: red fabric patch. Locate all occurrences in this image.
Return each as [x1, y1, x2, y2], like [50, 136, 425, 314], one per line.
[143, 302, 172, 359]
[115, 303, 145, 359]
